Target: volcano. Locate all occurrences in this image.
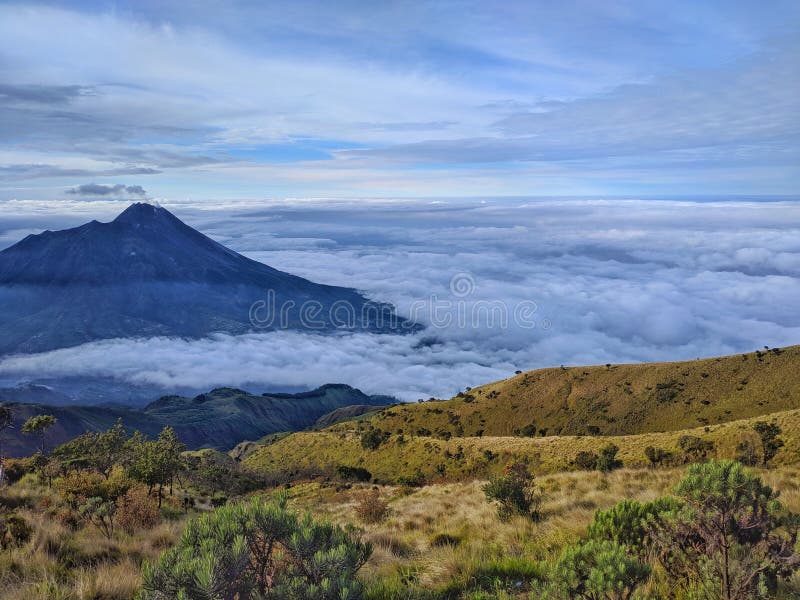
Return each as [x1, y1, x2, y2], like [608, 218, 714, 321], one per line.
[0, 203, 408, 354]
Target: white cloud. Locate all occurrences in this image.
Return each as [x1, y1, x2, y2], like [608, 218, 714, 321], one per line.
[1, 198, 798, 401]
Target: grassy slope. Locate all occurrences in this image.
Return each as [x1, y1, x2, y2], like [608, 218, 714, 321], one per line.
[244, 407, 800, 482]
[333, 345, 800, 438]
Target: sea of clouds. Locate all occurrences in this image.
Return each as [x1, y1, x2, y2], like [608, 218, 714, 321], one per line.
[1, 198, 798, 401]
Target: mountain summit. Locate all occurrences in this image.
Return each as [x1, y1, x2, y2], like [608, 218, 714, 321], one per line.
[0, 203, 409, 354]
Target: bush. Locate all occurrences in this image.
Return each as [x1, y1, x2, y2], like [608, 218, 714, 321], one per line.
[360, 428, 390, 450]
[355, 489, 389, 524]
[543, 539, 650, 599]
[336, 465, 373, 482]
[678, 435, 714, 462]
[573, 451, 598, 471]
[587, 497, 680, 557]
[752, 421, 784, 465]
[140, 493, 371, 600]
[0, 512, 32, 549]
[483, 462, 542, 521]
[78, 497, 116, 539]
[596, 444, 622, 473]
[644, 446, 672, 468]
[116, 487, 160, 534]
[649, 460, 800, 599]
[430, 532, 461, 547]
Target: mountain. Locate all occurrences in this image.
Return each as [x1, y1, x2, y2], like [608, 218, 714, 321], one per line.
[333, 345, 800, 438]
[0, 384, 395, 456]
[0, 202, 413, 355]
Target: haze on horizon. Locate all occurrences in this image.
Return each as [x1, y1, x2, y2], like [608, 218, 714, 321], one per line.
[0, 0, 798, 203]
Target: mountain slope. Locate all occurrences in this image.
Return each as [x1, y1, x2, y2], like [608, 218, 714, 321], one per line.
[331, 345, 800, 438]
[0, 384, 394, 456]
[0, 203, 411, 355]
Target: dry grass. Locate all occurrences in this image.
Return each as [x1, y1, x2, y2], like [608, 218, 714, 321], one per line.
[244, 407, 800, 482]
[328, 344, 800, 438]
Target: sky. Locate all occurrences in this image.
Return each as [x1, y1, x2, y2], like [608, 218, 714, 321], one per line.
[0, 0, 799, 200]
[1, 197, 798, 401]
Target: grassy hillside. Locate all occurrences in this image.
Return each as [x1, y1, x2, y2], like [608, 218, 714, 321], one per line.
[243, 408, 800, 482]
[330, 345, 800, 439]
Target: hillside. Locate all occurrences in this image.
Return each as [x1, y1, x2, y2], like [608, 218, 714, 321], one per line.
[243, 407, 800, 483]
[0, 384, 393, 456]
[329, 345, 800, 438]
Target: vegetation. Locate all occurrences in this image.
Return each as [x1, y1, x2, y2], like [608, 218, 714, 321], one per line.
[483, 462, 542, 521]
[21, 414, 57, 454]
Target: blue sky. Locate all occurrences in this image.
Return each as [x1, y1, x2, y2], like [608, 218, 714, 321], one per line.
[0, 1, 798, 201]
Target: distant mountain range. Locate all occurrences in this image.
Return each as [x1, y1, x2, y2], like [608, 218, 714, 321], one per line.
[0, 202, 413, 355]
[0, 384, 395, 456]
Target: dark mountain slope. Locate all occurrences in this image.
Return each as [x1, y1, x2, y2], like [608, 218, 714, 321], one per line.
[0, 203, 411, 354]
[0, 384, 394, 456]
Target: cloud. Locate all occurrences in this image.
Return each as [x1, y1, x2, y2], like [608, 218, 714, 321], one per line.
[1, 198, 798, 401]
[66, 183, 149, 198]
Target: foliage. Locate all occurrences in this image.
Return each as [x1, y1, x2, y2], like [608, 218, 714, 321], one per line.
[52, 419, 128, 478]
[0, 512, 32, 550]
[124, 427, 185, 506]
[735, 437, 760, 467]
[752, 421, 784, 466]
[79, 496, 117, 539]
[355, 489, 389, 524]
[644, 446, 672, 468]
[116, 487, 161, 534]
[55, 467, 132, 507]
[574, 451, 598, 471]
[649, 460, 800, 599]
[21, 414, 57, 453]
[139, 493, 372, 600]
[361, 428, 390, 450]
[543, 539, 650, 600]
[678, 434, 715, 462]
[337, 465, 373, 482]
[587, 497, 680, 557]
[596, 444, 622, 473]
[483, 462, 541, 521]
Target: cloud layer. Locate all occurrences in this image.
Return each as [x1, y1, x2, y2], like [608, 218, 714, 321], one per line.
[1, 198, 798, 400]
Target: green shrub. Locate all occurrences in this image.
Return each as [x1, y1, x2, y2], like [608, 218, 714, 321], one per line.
[483, 462, 542, 521]
[542, 539, 650, 600]
[0, 512, 32, 549]
[140, 493, 372, 600]
[752, 421, 784, 465]
[644, 445, 672, 468]
[596, 444, 622, 473]
[355, 489, 389, 524]
[361, 428, 390, 450]
[587, 497, 680, 557]
[337, 465, 373, 482]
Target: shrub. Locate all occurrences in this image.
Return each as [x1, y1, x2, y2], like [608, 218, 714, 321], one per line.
[360, 428, 390, 450]
[0, 512, 32, 549]
[644, 446, 672, 468]
[735, 437, 760, 466]
[678, 435, 714, 462]
[355, 489, 389, 524]
[116, 487, 160, 534]
[483, 462, 542, 521]
[752, 421, 784, 465]
[336, 465, 373, 482]
[140, 493, 371, 600]
[79, 497, 117, 539]
[587, 497, 680, 557]
[573, 451, 598, 471]
[544, 539, 650, 600]
[596, 444, 622, 473]
[430, 532, 461, 547]
[649, 460, 800, 599]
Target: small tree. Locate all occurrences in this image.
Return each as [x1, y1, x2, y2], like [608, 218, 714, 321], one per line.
[79, 496, 117, 539]
[596, 444, 622, 473]
[678, 434, 714, 463]
[483, 462, 542, 521]
[21, 414, 57, 454]
[574, 451, 598, 471]
[644, 446, 672, 468]
[735, 437, 760, 467]
[587, 497, 680, 558]
[140, 494, 371, 599]
[649, 460, 800, 599]
[752, 421, 784, 466]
